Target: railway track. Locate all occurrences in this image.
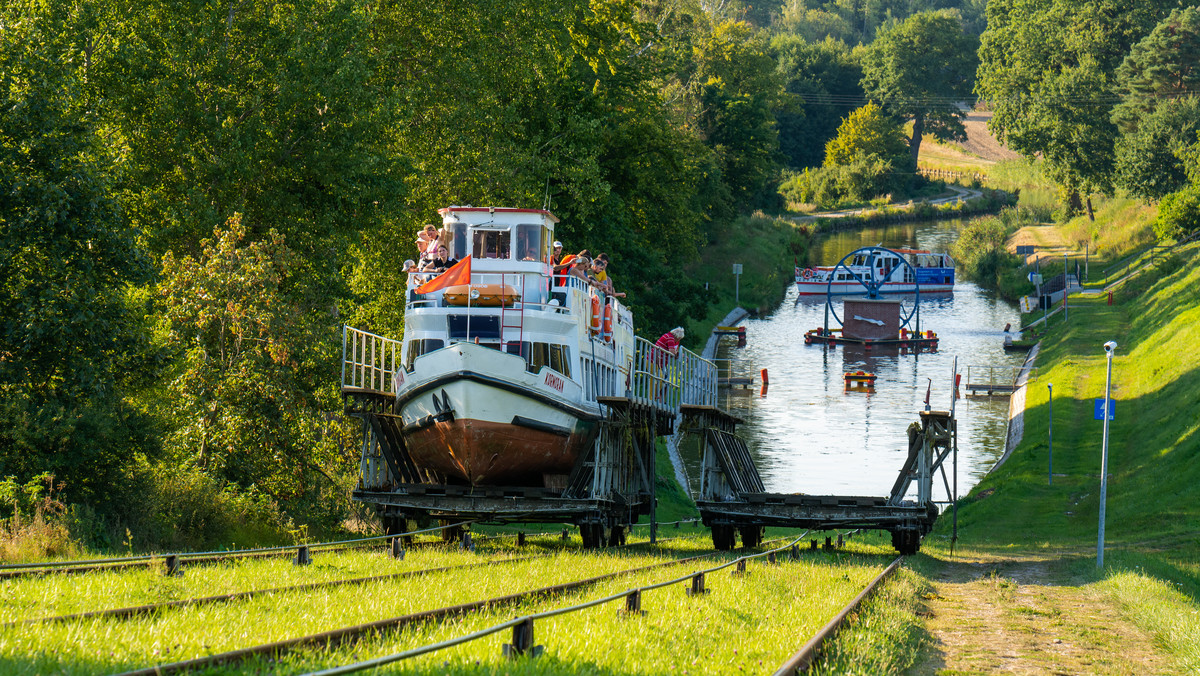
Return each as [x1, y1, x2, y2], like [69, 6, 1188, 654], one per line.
[0, 520, 555, 580]
[110, 539, 720, 676]
[5, 534, 681, 628]
[294, 536, 900, 676]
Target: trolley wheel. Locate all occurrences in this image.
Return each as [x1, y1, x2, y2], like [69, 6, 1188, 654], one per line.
[891, 529, 921, 555]
[580, 523, 605, 549]
[440, 522, 464, 543]
[381, 514, 407, 536]
[711, 524, 736, 551]
[739, 525, 764, 548]
[608, 525, 626, 547]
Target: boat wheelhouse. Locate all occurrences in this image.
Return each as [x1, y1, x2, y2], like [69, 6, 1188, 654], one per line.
[795, 247, 955, 296]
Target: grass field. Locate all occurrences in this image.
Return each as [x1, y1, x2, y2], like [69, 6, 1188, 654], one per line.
[0, 531, 905, 675]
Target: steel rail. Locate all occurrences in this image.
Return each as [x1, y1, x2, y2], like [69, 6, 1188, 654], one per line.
[301, 532, 813, 676]
[5, 554, 541, 627]
[0, 519, 569, 579]
[0, 519, 481, 574]
[112, 544, 718, 676]
[771, 556, 904, 675]
[9, 533, 684, 627]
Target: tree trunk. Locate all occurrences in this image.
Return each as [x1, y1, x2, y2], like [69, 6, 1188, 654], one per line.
[909, 113, 924, 169]
[1085, 196, 1095, 221]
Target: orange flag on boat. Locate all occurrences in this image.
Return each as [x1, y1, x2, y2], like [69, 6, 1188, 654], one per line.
[416, 256, 471, 294]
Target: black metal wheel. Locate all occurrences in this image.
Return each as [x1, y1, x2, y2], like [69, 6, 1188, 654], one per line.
[739, 525, 764, 548]
[580, 523, 606, 549]
[440, 522, 464, 543]
[608, 525, 626, 547]
[891, 529, 920, 555]
[711, 524, 736, 551]
[825, 246, 922, 329]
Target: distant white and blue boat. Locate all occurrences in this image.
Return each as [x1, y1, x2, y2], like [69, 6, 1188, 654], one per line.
[795, 247, 955, 296]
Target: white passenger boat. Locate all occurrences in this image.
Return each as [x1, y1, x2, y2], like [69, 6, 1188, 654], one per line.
[370, 207, 635, 488]
[794, 247, 955, 296]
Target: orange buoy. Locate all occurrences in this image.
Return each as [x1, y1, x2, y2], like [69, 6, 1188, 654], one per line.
[760, 368, 769, 385]
[601, 302, 614, 342]
[590, 294, 601, 334]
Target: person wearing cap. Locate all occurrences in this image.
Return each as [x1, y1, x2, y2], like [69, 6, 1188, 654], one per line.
[550, 241, 566, 280]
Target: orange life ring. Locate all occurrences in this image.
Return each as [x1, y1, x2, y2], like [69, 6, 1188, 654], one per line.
[602, 303, 614, 342]
[590, 294, 601, 334]
[803, 268, 813, 280]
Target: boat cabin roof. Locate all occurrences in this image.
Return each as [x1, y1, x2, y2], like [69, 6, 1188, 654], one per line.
[437, 206, 558, 264]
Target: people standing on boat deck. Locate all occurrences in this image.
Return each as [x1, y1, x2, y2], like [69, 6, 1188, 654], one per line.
[421, 244, 459, 273]
[593, 254, 626, 298]
[416, 224, 439, 263]
[655, 327, 684, 357]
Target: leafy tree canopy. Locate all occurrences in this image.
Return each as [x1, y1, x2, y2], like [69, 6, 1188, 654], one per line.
[1112, 6, 1200, 133]
[977, 0, 1176, 197]
[772, 34, 864, 169]
[860, 10, 978, 167]
[824, 101, 910, 167]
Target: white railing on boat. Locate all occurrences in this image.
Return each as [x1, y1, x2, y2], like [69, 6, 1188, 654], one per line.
[628, 336, 717, 410]
[341, 325, 402, 396]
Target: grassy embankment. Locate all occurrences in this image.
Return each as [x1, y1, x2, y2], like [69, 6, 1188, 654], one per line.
[813, 200, 1200, 670]
[0, 532, 902, 674]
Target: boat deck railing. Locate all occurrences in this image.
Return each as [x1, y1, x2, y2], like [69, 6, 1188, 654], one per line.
[342, 325, 403, 396]
[627, 336, 717, 412]
[342, 324, 717, 418]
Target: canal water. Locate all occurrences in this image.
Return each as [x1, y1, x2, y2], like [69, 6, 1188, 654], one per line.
[707, 219, 1026, 500]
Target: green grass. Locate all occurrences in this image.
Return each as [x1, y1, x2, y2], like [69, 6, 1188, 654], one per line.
[0, 532, 900, 675]
[911, 238, 1200, 670]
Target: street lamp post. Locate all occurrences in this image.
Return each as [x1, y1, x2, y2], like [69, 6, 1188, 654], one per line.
[1098, 340, 1116, 568]
[1047, 382, 1053, 486]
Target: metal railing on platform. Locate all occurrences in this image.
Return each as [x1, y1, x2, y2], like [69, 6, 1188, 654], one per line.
[341, 326, 403, 396]
[628, 337, 717, 411]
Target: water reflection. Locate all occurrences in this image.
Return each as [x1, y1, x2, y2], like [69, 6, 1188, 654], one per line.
[703, 219, 1026, 500]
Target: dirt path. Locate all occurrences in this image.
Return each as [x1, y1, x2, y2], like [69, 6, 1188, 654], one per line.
[910, 552, 1171, 675]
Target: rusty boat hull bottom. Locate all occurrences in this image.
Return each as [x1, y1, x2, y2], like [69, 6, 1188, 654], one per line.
[404, 417, 598, 487]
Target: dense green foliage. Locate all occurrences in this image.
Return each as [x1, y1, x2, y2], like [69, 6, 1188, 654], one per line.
[860, 10, 978, 166]
[950, 207, 1033, 300]
[0, 0, 1033, 551]
[977, 0, 1178, 208]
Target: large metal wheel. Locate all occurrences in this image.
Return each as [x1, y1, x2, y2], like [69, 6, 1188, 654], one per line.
[580, 523, 606, 549]
[891, 529, 921, 555]
[711, 524, 736, 551]
[739, 525, 764, 548]
[608, 525, 626, 547]
[825, 246, 922, 329]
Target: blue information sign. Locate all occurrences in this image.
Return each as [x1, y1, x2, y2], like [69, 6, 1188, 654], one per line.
[1094, 398, 1116, 420]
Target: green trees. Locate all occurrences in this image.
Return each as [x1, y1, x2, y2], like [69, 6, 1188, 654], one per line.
[0, 3, 154, 503]
[772, 35, 863, 169]
[780, 102, 908, 207]
[977, 0, 1176, 209]
[824, 102, 910, 167]
[860, 10, 978, 167]
[1112, 8, 1200, 201]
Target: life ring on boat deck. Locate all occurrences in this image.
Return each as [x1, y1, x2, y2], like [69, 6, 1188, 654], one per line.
[601, 303, 614, 342]
[803, 268, 813, 280]
[590, 294, 601, 334]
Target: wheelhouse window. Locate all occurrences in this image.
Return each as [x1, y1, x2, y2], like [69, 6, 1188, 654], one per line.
[514, 223, 544, 262]
[404, 339, 444, 369]
[473, 230, 510, 259]
[444, 221, 469, 260]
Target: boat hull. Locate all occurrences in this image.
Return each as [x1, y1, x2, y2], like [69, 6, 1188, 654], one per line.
[794, 280, 954, 295]
[395, 344, 601, 487]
